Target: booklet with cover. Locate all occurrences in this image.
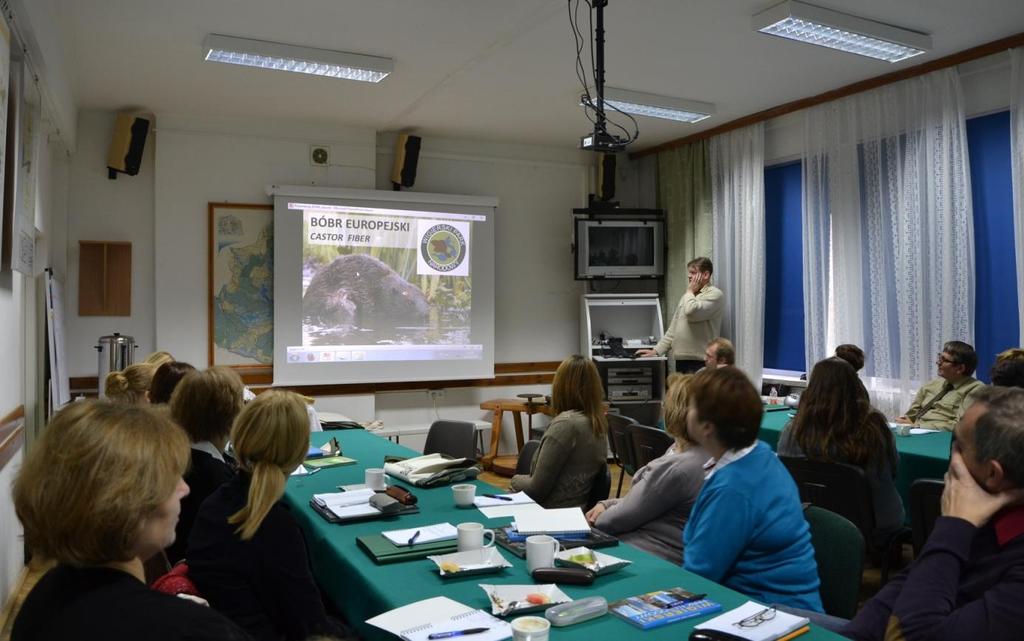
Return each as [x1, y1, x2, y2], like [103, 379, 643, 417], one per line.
[609, 588, 722, 630]
[366, 596, 511, 641]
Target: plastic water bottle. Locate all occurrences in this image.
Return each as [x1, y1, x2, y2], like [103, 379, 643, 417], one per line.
[769, 386, 779, 405]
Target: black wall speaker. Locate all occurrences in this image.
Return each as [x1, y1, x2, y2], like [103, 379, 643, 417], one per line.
[107, 113, 151, 179]
[596, 152, 616, 201]
[391, 133, 422, 190]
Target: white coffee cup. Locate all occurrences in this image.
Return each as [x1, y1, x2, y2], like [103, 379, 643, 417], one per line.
[525, 535, 560, 573]
[457, 522, 495, 552]
[452, 483, 476, 507]
[511, 615, 550, 641]
[365, 468, 387, 491]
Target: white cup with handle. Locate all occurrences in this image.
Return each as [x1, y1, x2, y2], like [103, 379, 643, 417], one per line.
[457, 522, 495, 552]
[364, 468, 387, 491]
[525, 534, 560, 573]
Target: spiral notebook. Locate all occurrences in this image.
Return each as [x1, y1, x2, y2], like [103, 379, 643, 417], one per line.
[366, 596, 511, 641]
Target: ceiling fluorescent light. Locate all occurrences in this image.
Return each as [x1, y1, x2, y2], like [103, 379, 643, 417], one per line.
[584, 87, 715, 124]
[752, 1, 931, 63]
[202, 34, 393, 82]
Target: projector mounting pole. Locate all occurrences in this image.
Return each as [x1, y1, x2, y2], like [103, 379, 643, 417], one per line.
[593, 0, 608, 137]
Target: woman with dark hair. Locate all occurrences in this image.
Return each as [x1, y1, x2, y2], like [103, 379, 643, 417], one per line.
[778, 357, 904, 541]
[10, 401, 247, 640]
[834, 343, 865, 371]
[683, 367, 822, 612]
[149, 361, 197, 404]
[510, 355, 608, 509]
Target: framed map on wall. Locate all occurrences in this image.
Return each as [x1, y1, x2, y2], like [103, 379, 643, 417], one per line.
[208, 203, 274, 367]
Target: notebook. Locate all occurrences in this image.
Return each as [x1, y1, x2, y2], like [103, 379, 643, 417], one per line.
[382, 523, 458, 547]
[356, 533, 459, 564]
[366, 596, 511, 641]
[693, 601, 810, 641]
[513, 507, 591, 535]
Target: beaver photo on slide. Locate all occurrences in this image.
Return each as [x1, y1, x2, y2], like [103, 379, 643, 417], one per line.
[302, 254, 430, 329]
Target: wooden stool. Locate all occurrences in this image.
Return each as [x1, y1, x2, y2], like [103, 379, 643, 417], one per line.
[479, 397, 552, 476]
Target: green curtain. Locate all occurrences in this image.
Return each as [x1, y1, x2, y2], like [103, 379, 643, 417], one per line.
[657, 141, 713, 327]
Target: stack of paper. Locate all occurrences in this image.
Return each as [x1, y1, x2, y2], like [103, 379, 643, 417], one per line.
[513, 507, 591, 535]
[381, 523, 458, 547]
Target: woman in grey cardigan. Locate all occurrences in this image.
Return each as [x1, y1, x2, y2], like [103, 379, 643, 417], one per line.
[510, 355, 608, 509]
[585, 377, 707, 565]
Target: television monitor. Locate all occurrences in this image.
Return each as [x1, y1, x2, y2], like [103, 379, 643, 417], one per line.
[574, 217, 664, 279]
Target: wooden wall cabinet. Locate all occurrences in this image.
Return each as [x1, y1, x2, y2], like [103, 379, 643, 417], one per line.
[78, 241, 131, 316]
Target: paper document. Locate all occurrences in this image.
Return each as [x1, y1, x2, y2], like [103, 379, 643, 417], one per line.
[366, 596, 511, 641]
[478, 502, 546, 520]
[472, 491, 534, 508]
[312, 489, 378, 518]
[514, 507, 590, 535]
[694, 600, 809, 641]
[382, 522, 458, 547]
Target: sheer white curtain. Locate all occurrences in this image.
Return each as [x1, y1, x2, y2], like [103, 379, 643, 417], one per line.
[803, 68, 974, 417]
[711, 123, 765, 387]
[1011, 48, 1024, 342]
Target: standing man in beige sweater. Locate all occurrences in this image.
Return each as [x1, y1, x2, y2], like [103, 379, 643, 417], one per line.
[637, 257, 724, 373]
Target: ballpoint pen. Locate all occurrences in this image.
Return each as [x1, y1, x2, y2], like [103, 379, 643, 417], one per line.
[407, 530, 421, 546]
[482, 493, 513, 501]
[306, 467, 322, 476]
[427, 628, 489, 639]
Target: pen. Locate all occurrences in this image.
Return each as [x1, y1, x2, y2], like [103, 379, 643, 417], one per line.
[306, 467, 322, 476]
[482, 494, 513, 501]
[407, 530, 421, 546]
[427, 628, 489, 639]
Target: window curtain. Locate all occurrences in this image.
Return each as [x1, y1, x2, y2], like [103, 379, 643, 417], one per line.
[802, 68, 974, 416]
[1011, 48, 1024, 343]
[658, 141, 712, 335]
[711, 124, 766, 387]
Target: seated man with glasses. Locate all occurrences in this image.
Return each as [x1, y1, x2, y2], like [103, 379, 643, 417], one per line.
[894, 341, 985, 431]
[844, 386, 1024, 641]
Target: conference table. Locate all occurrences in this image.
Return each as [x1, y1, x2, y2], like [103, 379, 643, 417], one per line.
[759, 406, 953, 507]
[284, 430, 844, 641]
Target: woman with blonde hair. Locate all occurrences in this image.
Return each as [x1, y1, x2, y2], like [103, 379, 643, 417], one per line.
[585, 375, 707, 565]
[144, 350, 176, 367]
[187, 390, 348, 641]
[166, 366, 244, 563]
[510, 355, 608, 509]
[10, 401, 247, 640]
[104, 362, 157, 405]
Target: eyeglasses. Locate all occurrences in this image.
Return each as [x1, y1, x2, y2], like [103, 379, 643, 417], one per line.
[733, 606, 776, 628]
[936, 354, 958, 365]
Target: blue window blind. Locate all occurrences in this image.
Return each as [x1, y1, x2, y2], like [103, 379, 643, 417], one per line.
[967, 111, 1018, 383]
[764, 161, 805, 371]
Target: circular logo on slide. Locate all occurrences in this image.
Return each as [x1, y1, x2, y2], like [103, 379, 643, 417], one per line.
[420, 224, 466, 272]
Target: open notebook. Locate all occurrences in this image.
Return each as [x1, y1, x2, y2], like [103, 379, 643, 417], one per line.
[366, 596, 511, 641]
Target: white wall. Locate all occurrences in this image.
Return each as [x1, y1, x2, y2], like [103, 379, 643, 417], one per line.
[152, 114, 377, 370]
[64, 110, 156, 376]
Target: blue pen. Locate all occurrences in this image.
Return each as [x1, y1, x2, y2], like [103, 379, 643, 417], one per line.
[482, 493, 513, 501]
[407, 530, 421, 546]
[427, 628, 489, 640]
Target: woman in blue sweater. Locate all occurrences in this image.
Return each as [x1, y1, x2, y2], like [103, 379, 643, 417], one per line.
[683, 366, 823, 612]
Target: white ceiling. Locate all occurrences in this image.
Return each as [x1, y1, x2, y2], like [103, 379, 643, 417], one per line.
[44, 0, 1024, 152]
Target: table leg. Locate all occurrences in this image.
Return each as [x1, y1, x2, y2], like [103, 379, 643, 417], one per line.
[512, 412, 525, 452]
[481, 409, 504, 470]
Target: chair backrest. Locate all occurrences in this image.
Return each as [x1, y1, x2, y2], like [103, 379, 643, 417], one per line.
[779, 457, 876, 543]
[910, 478, 945, 557]
[606, 413, 638, 475]
[804, 506, 864, 619]
[631, 424, 674, 469]
[516, 440, 542, 475]
[423, 420, 477, 460]
[585, 465, 612, 511]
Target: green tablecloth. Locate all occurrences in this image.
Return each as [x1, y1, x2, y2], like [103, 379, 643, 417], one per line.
[283, 430, 843, 641]
[759, 407, 952, 507]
